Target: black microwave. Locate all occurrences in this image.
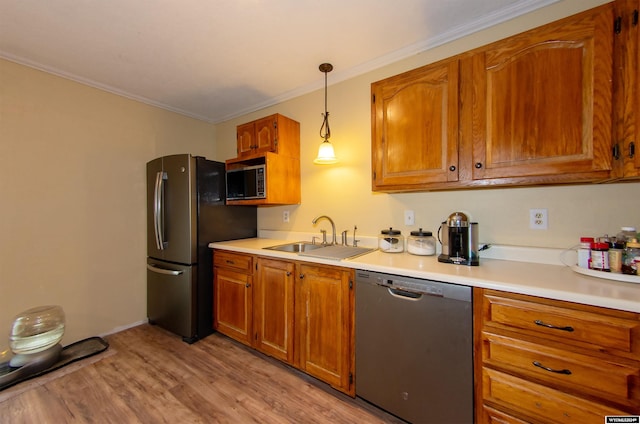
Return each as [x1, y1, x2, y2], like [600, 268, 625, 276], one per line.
[226, 164, 266, 200]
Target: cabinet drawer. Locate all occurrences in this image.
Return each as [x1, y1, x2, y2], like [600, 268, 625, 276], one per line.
[214, 251, 253, 273]
[483, 292, 640, 354]
[481, 405, 529, 424]
[483, 368, 629, 424]
[483, 332, 640, 407]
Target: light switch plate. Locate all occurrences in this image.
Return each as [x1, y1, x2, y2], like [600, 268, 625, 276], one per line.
[404, 210, 415, 226]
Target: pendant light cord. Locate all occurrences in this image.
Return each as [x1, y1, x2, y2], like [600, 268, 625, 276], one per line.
[319, 65, 331, 141]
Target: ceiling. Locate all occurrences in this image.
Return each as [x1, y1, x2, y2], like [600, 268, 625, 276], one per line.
[0, 0, 558, 123]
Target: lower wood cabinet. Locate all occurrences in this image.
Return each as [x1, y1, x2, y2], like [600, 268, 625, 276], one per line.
[254, 257, 295, 363]
[213, 251, 253, 345]
[216, 250, 640, 414]
[213, 250, 355, 396]
[475, 288, 640, 423]
[296, 263, 354, 394]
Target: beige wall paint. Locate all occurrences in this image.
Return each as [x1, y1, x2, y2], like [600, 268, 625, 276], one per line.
[217, 0, 640, 250]
[0, 59, 216, 346]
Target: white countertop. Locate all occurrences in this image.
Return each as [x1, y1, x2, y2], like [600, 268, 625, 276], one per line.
[209, 237, 640, 313]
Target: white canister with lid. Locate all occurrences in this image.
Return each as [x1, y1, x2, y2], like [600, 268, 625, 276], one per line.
[379, 228, 404, 253]
[407, 228, 436, 256]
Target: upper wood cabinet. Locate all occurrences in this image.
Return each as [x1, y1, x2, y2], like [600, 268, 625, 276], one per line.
[236, 114, 300, 159]
[466, 4, 613, 184]
[612, 0, 640, 179]
[372, 3, 616, 192]
[372, 57, 460, 190]
[227, 113, 301, 206]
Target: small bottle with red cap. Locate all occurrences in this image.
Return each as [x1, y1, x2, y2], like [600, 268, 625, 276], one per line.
[590, 242, 610, 272]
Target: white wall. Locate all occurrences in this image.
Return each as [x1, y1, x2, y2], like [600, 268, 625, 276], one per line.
[0, 59, 217, 346]
[216, 0, 640, 250]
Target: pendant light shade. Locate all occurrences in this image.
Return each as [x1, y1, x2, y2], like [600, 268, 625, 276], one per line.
[314, 140, 338, 164]
[314, 63, 339, 165]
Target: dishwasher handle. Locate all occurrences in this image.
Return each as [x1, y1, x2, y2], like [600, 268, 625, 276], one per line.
[387, 287, 422, 300]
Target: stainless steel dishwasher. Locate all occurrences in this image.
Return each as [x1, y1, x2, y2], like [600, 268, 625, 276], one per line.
[355, 270, 473, 424]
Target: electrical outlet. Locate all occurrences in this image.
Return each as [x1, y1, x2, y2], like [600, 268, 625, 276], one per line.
[283, 210, 290, 223]
[404, 210, 415, 226]
[529, 208, 548, 230]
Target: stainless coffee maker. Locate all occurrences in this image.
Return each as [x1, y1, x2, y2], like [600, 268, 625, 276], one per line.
[438, 212, 479, 266]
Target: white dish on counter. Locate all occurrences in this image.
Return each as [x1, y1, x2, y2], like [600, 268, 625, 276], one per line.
[571, 265, 640, 284]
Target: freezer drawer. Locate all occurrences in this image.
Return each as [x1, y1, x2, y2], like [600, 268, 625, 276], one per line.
[147, 258, 196, 340]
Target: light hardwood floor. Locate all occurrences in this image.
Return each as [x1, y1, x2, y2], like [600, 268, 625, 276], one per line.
[0, 324, 405, 423]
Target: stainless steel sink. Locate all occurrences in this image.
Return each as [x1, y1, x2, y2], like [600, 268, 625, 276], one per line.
[264, 242, 376, 260]
[263, 241, 324, 253]
[299, 245, 376, 260]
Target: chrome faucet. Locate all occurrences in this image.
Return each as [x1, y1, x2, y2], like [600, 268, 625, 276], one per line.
[312, 215, 337, 245]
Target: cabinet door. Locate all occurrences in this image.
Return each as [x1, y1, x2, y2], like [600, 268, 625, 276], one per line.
[213, 267, 252, 345]
[237, 121, 256, 157]
[254, 115, 278, 155]
[613, 0, 640, 178]
[467, 5, 613, 182]
[254, 257, 295, 363]
[372, 57, 460, 191]
[296, 264, 354, 395]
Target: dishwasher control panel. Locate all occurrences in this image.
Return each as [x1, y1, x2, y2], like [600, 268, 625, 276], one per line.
[379, 275, 444, 297]
[355, 270, 471, 302]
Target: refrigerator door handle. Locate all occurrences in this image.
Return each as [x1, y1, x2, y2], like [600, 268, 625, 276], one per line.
[147, 263, 183, 276]
[154, 171, 168, 250]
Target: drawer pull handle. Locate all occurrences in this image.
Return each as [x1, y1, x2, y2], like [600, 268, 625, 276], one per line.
[226, 260, 235, 264]
[533, 361, 572, 375]
[534, 319, 574, 332]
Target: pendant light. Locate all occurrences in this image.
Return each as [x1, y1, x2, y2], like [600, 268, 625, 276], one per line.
[314, 63, 338, 164]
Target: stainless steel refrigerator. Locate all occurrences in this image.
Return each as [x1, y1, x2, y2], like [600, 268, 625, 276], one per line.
[146, 154, 257, 343]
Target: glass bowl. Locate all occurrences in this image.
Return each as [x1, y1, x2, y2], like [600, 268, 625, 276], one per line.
[9, 305, 65, 355]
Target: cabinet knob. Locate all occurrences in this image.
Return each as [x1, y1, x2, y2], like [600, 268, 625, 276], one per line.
[286, 271, 292, 276]
[449, 165, 456, 172]
[613, 143, 621, 160]
[629, 141, 635, 159]
[245, 283, 251, 288]
[299, 274, 305, 279]
[615, 16, 622, 34]
[475, 162, 483, 169]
